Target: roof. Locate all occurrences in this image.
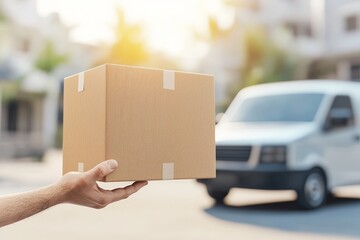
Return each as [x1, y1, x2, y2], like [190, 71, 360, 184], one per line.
[241, 80, 360, 97]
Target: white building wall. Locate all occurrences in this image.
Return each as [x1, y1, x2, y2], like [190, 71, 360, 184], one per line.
[326, 0, 360, 56]
[200, 0, 360, 108]
[0, 0, 101, 157]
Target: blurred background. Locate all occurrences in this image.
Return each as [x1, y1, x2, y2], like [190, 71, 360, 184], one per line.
[0, 0, 360, 239]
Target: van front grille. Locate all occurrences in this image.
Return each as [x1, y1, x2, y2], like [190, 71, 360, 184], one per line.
[216, 145, 252, 162]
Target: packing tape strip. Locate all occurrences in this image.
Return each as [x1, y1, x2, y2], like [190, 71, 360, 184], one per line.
[163, 70, 175, 90]
[78, 162, 84, 172]
[162, 163, 174, 180]
[78, 72, 84, 92]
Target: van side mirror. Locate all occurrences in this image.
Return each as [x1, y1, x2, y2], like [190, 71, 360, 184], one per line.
[215, 113, 224, 124]
[324, 108, 353, 131]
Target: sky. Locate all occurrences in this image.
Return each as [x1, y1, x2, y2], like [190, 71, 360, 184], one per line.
[36, 0, 234, 61]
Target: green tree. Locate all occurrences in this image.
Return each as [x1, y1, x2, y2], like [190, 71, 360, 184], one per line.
[35, 41, 68, 74]
[0, 0, 5, 22]
[0, 10, 5, 22]
[241, 26, 296, 87]
[223, 26, 298, 110]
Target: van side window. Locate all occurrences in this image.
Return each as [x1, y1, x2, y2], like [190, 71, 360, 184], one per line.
[324, 95, 355, 131]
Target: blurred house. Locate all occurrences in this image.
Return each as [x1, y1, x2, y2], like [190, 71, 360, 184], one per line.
[310, 0, 360, 81]
[197, 25, 243, 112]
[0, 0, 102, 158]
[199, 0, 360, 111]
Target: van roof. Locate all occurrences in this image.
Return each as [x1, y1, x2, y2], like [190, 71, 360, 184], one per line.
[241, 80, 360, 97]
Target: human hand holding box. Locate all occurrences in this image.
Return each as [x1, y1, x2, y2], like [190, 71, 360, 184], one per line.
[63, 64, 215, 181]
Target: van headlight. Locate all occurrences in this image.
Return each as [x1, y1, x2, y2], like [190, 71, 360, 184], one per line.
[260, 146, 287, 163]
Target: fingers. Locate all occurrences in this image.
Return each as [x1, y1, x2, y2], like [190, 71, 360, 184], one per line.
[86, 159, 118, 181]
[124, 181, 148, 194]
[109, 181, 148, 202]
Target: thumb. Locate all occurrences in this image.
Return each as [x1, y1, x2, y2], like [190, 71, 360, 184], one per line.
[87, 159, 118, 181]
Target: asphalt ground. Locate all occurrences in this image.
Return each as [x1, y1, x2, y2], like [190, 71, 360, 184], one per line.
[0, 150, 359, 240]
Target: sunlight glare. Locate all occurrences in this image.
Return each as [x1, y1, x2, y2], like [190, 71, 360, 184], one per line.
[36, 0, 234, 60]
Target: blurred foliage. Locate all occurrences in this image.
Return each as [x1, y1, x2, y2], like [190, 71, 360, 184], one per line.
[0, 3, 5, 22]
[194, 15, 232, 43]
[35, 40, 68, 151]
[1, 81, 46, 104]
[100, 9, 148, 65]
[0, 81, 21, 103]
[54, 125, 63, 149]
[221, 26, 298, 111]
[207, 16, 232, 41]
[35, 41, 68, 73]
[0, 12, 5, 23]
[241, 26, 296, 87]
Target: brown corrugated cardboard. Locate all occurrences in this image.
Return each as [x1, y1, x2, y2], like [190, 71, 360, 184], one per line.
[63, 64, 215, 181]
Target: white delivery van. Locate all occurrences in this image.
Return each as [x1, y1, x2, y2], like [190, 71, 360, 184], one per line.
[198, 80, 360, 209]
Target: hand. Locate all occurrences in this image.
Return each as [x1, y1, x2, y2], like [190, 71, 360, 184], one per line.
[0, 160, 147, 227]
[57, 160, 148, 209]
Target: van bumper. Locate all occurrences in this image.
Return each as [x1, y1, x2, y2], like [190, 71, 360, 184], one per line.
[198, 164, 308, 190]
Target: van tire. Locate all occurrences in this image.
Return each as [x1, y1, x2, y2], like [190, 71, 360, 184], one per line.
[296, 168, 327, 210]
[206, 186, 230, 204]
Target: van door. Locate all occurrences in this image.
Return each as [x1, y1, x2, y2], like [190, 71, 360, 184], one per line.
[322, 95, 360, 186]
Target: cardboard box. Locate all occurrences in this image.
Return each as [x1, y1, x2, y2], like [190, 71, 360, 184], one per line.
[63, 64, 215, 181]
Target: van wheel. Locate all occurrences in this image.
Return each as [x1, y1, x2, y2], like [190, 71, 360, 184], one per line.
[206, 186, 230, 204]
[296, 169, 327, 210]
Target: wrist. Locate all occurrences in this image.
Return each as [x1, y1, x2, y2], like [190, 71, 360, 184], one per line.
[45, 183, 67, 206]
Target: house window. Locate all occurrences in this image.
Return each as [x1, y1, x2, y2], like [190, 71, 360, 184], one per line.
[6, 100, 32, 132]
[285, 22, 312, 38]
[345, 15, 358, 32]
[20, 39, 30, 53]
[303, 24, 312, 37]
[285, 22, 298, 37]
[351, 64, 360, 81]
[7, 101, 18, 132]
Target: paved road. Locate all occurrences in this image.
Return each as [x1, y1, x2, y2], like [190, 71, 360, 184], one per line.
[0, 151, 360, 240]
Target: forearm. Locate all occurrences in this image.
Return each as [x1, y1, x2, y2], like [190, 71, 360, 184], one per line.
[0, 184, 64, 227]
[0, 160, 147, 227]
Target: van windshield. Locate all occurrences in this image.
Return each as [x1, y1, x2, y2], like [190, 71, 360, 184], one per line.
[227, 93, 324, 122]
